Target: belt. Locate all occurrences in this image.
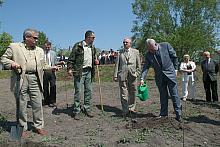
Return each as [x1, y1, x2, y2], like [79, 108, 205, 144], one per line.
[25, 71, 37, 74]
[82, 67, 91, 72]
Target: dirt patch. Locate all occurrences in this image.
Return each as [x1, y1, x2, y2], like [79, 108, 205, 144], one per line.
[0, 77, 220, 147]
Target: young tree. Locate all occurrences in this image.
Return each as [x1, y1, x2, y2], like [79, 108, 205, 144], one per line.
[0, 32, 13, 57]
[132, 0, 220, 61]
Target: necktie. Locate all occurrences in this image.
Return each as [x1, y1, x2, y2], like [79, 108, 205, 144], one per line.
[46, 55, 49, 65]
[154, 50, 162, 67]
[206, 59, 209, 70]
[124, 50, 129, 61]
[46, 53, 51, 66]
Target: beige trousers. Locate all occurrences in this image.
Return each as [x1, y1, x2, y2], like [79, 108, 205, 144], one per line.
[119, 77, 137, 113]
[19, 74, 44, 131]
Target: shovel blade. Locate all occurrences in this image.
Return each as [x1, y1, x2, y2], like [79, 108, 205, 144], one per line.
[10, 125, 22, 141]
[10, 126, 19, 141]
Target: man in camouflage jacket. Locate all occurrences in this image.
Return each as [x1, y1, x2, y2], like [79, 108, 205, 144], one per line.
[67, 30, 99, 120]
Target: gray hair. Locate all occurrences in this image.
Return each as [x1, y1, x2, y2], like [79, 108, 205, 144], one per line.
[123, 37, 132, 42]
[145, 39, 156, 45]
[183, 54, 190, 59]
[23, 28, 39, 40]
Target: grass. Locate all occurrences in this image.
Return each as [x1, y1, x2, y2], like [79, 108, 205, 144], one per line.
[0, 70, 11, 79]
[42, 136, 64, 145]
[0, 65, 203, 83]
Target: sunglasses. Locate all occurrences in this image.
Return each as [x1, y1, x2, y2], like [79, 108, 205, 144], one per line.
[88, 36, 95, 39]
[32, 36, 38, 40]
[123, 41, 129, 44]
[28, 36, 38, 40]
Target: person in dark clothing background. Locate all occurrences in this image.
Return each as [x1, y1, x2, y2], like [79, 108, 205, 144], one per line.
[201, 51, 219, 102]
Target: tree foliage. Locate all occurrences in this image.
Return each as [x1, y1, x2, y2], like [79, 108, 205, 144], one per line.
[0, 0, 4, 28]
[132, 0, 220, 61]
[0, 32, 13, 57]
[0, 0, 3, 6]
[36, 31, 48, 48]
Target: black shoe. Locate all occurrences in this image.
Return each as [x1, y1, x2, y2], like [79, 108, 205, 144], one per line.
[73, 113, 80, 120]
[84, 111, 94, 118]
[42, 100, 49, 106]
[175, 117, 182, 123]
[157, 115, 168, 119]
[122, 112, 129, 120]
[48, 103, 56, 107]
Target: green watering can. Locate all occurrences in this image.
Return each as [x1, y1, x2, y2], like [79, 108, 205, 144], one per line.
[137, 81, 149, 101]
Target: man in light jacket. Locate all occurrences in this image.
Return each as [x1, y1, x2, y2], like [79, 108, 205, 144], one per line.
[0, 28, 49, 137]
[114, 37, 141, 118]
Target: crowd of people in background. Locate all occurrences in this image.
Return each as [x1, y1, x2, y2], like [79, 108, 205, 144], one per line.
[98, 49, 118, 65]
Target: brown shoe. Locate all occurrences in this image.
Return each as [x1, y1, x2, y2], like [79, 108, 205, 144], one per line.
[34, 129, 47, 136]
[21, 131, 29, 138]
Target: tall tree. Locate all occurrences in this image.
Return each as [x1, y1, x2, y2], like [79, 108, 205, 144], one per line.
[0, 32, 13, 56]
[132, 0, 220, 61]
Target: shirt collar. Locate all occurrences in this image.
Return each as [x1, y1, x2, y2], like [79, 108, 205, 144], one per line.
[83, 41, 90, 47]
[124, 47, 131, 52]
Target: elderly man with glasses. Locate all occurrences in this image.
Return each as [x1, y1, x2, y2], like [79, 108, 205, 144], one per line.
[113, 37, 141, 119]
[0, 28, 48, 137]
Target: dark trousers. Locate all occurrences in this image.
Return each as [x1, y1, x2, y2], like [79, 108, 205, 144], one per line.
[157, 74, 182, 118]
[203, 76, 218, 102]
[43, 71, 56, 104]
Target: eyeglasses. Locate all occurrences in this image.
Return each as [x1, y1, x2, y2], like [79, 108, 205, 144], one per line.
[88, 36, 95, 39]
[28, 36, 38, 40]
[123, 41, 129, 44]
[32, 36, 38, 40]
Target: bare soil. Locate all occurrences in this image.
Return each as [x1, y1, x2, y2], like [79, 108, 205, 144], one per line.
[0, 74, 220, 147]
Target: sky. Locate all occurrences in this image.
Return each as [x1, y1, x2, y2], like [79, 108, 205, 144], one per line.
[0, 0, 136, 51]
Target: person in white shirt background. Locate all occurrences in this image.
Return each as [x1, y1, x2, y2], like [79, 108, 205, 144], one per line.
[179, 54, 196, 101]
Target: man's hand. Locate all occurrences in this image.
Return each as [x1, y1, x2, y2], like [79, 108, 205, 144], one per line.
[113, 77, 118, 82]
[59, 61, 65, 65]
[51, 66, 60, 71]
[175, 70, 178, 76]
[67, 69, 73, 76]
[95, 59, 99, 65]
[140, 79, 144, 85]
[11, 62, 21, 69]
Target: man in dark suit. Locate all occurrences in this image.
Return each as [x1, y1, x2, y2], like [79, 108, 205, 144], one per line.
[43, 41, 64, 107]
[201, 51, 219, 102]
[140, 39, 182, 122]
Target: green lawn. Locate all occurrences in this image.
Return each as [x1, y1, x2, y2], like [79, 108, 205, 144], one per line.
[0, 70, 11, 79]
[0, 65, 203, 82]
